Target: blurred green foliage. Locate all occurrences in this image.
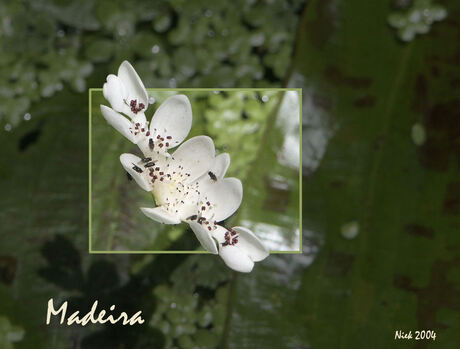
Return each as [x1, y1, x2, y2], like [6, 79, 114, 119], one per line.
[388, 0, 447, 41]
[0, 316, 24, 349]
[1, 0, 302, 130]
[151, 284, 227, 349]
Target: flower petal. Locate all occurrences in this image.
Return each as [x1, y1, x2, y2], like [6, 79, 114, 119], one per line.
[118, 61, 149, 106]
[140, 207, 181, 224]
[205, 177, 242, 222]
[103, 74, 128, 113]
[189, 221, 219, 254]
[171, 136, 215, 182]
[149, 95, 192, 149]
[136, 137, 153, 157]
[233, 226, 269, 262]
[219, 245, 254, 273]
[100, 105, 135, 143]
[211, 153, 230, 180]
[119, 153, 152, 191]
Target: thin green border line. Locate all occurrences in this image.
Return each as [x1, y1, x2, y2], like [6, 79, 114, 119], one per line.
[90, 88, 300, 92]
[299, 89, 303, 253]
[89, 89, 92, 253]
[90, 250, 301, 254]
[89, 88, 303, 254]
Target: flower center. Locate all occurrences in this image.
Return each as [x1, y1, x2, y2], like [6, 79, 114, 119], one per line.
[144, 160, 198, 216]
[135, 156, 219, 224]
[129, 99, 145, 114]
[222, 228, 238, 246]
[129, 121, 150, 137]
[186, 198, 218, 232]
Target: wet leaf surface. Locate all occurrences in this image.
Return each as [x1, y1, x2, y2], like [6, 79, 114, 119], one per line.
[225, 0, 459, 348]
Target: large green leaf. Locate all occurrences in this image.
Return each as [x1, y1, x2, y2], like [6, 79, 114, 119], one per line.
[223, 0, 459, 348]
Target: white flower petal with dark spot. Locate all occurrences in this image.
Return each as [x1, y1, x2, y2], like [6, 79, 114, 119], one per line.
[101, 61, 192, 157]
[212, 225, 269, 273]
[149, 95, 192, 150]
[169, 136, 215, 183]
[117, 61, 149, 108]
[189, 221, 219, 254]
[199, 177, 242, 222]
[119, 153, 152, 191]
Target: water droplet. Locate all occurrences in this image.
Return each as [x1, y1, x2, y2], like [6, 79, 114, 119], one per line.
[341, 221, 359, 240]
[151, 45, 160, 54]
[262, 95, 269, 103]
[24, 113, 31, 121]
[411, 123, 426, 146]
[4, 123, 12, 132]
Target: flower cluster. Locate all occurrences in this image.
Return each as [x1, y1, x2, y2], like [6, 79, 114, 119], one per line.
[100, 61, 268, 272]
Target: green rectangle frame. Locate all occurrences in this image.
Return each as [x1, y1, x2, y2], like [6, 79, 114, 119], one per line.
[89, 88, 303, 254]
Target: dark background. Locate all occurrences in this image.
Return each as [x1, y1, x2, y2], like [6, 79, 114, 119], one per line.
[0, 0, 459, 348]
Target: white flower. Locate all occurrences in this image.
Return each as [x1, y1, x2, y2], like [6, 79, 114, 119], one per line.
[101, 60, 269, 272]
[120, 138, 243, 251]
[209, 225, 269, 273]
[100, 61, 192, 156]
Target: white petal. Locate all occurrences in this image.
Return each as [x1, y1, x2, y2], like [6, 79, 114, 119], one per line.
[131, 112, 147, 128]
[103, 74, 128, 113]
[175, 195, 201, 221]
[233, 226, 269, 262]
[118, 61, 149, 106]
[189, 221, 218, 254]
[149, 95, 192, 149]
[100, 105, 135, 142]
[136, 137, 152, 157]
[219, 245, 254, 273]
[171, 136, 215, 182]
[119, 153, 152, 191]
[206, 177, 242, 222]
[211, 153, 230, 180]
[140, 207, 181, 224]
[211, 225, 227, 242]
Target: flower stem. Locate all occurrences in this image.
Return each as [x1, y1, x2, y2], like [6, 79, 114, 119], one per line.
[219, 271, 238, 349]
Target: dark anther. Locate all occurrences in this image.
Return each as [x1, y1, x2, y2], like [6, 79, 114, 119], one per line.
[132, 164, 143, 173]
[208, 171, 217, 181]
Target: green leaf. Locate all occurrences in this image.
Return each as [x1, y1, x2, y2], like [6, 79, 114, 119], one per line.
[223, 1, 460, 348]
